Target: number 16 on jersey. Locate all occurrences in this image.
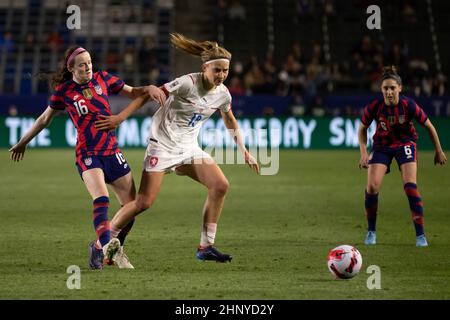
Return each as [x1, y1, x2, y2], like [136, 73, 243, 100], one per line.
[74, 99, 88, 116]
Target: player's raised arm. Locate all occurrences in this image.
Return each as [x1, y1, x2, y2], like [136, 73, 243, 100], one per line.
[9, 107, 59, 162]
[423, 119, 447, 165]
[95, 84, 166, 131]
[221, 109, 260, 174]
[95, 93, 152, 131]
[119, 84, 166, 105]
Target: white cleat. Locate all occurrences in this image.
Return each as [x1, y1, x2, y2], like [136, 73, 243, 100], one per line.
[114, 246, 135, 269]
[102, 238, 121, 264]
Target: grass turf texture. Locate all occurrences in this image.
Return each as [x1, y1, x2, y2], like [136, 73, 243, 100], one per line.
[0, 149, 449, 299]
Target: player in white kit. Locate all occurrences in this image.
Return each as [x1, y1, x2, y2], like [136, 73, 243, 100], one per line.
[95, 33, 260, 263]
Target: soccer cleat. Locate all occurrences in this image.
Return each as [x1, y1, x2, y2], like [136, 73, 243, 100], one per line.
[364, 231, 377, 245]
[416, 234, 428, 247]
[196, 245, 232, 263]
[102, 238, 121, 264]
[114, 246, 135, 269]
[104, 257, 114, 266]
[88, 241, 104, 270]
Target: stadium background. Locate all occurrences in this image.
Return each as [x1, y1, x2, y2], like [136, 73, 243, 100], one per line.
[0, 0, 449, 301]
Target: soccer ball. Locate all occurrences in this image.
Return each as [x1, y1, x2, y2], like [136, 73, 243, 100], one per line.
[327, 245, 362, 279]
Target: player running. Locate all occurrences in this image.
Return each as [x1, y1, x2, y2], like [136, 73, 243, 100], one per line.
[9, 46, 163, 269]
[94, 33, 260, 263]
[358, 66, 447, 247]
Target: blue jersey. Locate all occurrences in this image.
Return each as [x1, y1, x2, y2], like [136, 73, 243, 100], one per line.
[361, 95, 428, 150]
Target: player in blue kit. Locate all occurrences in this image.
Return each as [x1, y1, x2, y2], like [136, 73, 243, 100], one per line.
[358, 66, 447, 247]
[9, 46, 165, 269]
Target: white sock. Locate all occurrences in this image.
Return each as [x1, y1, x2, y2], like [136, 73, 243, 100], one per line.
[110, 223, 121, 239]
[200, 223, 217, 248]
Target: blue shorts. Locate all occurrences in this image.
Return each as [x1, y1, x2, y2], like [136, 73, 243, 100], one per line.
[368, 144, 417, 173]
[76, 152, 131, 183]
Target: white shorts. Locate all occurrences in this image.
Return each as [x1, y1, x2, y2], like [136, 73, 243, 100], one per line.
[143, 142, 215, 173]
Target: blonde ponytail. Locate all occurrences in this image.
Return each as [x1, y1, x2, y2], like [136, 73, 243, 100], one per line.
[170, 33, 231, 64]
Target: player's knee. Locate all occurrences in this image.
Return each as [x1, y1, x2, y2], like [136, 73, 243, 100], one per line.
[210, 179, 229, 197]
[135, 201, 150, 213]
[367, 182, 381, 194]
[135, 197, 155, 213]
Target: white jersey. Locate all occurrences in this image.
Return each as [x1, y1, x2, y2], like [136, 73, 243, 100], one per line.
[149, 73, 232, 151]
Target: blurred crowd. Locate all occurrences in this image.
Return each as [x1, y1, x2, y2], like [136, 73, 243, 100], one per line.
[226, 35, 447, 117]
[1, 0, 448, 118]
[218, 0, 448, 117]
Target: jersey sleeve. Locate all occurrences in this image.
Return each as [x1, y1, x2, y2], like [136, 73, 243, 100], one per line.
[48, 85, 66, 110]
[361, 100, 378, 126]
[101, 70, 125, 95]
[220, 89, 232, 113]
[163, 75, 193, 97]
[408, 100, 428, 125]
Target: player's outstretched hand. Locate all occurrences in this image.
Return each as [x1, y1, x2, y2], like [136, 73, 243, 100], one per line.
[95, 114, 122, 131]
[146, 85, 166, 106]
[434, 150, 447, 166]
[9, 143, 26, 162]
[244, 150, 260, 174]
[359, 153, 370, 169]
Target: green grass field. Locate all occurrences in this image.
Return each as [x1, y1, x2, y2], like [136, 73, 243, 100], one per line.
[0, 149, 449, 300]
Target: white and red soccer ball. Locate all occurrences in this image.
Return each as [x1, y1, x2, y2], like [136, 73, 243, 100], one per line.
[327, 245, 362, 279]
